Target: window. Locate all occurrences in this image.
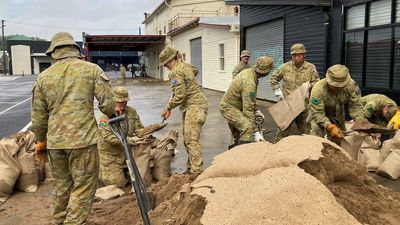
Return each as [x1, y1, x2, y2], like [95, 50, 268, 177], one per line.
[345, 32, 364, 85]
[369, 0, 391, 26]
[365, 28, 391, 88]
[219, 43, 225, 70]
[397, 0, 400, 22]
[346, 4, 365, 30]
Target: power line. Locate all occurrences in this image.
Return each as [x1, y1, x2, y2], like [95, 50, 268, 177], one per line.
[5, 20, 137, 31]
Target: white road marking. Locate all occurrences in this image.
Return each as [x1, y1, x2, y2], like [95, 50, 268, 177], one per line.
[0, 101, 19, 104]
[0, 97, 32, 115]
[20, 121, 32, 132]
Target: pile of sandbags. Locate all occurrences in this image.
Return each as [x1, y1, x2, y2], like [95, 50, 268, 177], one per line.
[191, 135, 361, 225]
[0, 131, 43, 203]
[128, 130, 178, 187]
[376, 131, 400, 179]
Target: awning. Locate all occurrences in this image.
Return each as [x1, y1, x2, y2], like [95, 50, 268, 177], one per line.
[84, 35, 166, 51]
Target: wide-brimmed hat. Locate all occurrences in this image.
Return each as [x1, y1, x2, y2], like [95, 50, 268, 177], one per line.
[326, 64, 351, 88]
[159, 47, 178, 66]
[253, 56, 274, 75]
[46, 32, 81, 56]
[113, 86, 130, 102]
[290, 43, 307, 55]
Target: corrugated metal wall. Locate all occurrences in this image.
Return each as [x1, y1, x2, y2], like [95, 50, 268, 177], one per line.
[245, 19, 284, 101]
[241, 5, 326, 77]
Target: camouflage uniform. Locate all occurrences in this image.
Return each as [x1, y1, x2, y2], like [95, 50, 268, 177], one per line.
[360, 94, 398, 126]
[160, 47, 208, 173]
[31, 32, 115, 225]
[220, 56, 274, 146]
[308, 65, 365, 142]
[232, 50, 251, 79]
[98, 87, 143, 187]
[119, 65, 126, 83]
[270, 44, 320, 141]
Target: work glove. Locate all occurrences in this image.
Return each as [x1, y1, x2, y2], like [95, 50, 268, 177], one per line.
[255, 110, 265, 120]
[274, 89, 283, 101]
[388, 109, 400, 129]
[325, 124, 343, 139]
[253, 131, 265, 142]
[35, 140, 48, 164]
[161, 109, 171, 120]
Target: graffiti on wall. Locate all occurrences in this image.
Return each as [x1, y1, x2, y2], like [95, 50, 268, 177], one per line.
[249, 45, 284, 82]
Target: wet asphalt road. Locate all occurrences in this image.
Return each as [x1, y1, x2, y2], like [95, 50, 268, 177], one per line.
[0, 75, 36, 138]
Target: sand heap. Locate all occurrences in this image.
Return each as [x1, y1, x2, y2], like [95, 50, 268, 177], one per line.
[87, 135, 400, 225]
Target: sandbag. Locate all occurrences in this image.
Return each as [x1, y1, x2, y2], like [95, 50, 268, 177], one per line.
[340, 133, 366, 160]
[152, 130, 178, 181]
[380, 139, 396, 159]
[392, 130, 400, 148]
[358, 148, 384, 172]
[0, 137, 21, 203]
[377, 150, 400, 180]
[12, 131, 38, 192]
[361, 136, 381, 149]
[129, 135, 154, 187]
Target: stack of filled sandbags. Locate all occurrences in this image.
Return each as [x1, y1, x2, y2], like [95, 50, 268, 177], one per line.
[377, 131, 400, 179]
[0, 131, 41, 203]
[191, 135, 361, 225]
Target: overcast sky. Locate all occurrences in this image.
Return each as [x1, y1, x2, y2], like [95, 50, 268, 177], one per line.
[0, 0, 160, 41]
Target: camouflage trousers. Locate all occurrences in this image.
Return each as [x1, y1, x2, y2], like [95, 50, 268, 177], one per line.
[220, 104, 254, 143]
[48, 145, 98, 225]
[182, 106, 207, 173]
[274, 111, 311, 142]
[120, 75, 126, 83]
[310, 117, 346, 145]
[99, 144, 127, 188]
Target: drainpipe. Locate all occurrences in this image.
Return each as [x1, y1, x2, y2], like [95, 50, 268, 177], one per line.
[323, 9, 330, 73]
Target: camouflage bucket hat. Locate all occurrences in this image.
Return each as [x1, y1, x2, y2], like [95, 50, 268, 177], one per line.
[159, 47, 178, 66]
[240, 50, 250, 58]
[46, 32, 81, 56]
[113, 86, 130, 102]
[326, 64, 351, 88]
[290, 43, 307, 55]
[253, 56, 274, 75]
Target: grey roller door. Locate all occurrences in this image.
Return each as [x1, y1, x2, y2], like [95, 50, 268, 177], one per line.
[245, 18, 283, 101]
[190, 38, 202, 86]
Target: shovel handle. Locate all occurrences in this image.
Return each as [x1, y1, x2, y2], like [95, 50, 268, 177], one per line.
[108, 115, 125, 125]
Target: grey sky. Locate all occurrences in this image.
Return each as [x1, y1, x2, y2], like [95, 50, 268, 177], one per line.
[0, 0, 160, 41]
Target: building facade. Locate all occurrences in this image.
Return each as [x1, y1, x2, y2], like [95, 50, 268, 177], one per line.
[226, 0, 400, 103]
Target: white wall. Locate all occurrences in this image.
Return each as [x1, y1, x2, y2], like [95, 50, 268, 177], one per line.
[171, 0, 235, 17]
[171, 25, 239, 91]
[202, 26, 239, 92]
[145, 4, 170, 35]
[11, 45, 31, 75]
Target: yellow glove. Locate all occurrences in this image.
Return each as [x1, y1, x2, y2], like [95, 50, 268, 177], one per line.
[325, 124, 343, 139]
[35, 141, 48, 164]
[388, 109, 400, 129]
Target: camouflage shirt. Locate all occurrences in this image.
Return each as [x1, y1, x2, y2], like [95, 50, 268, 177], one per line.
[98, 106, 144, 149]
[232, 61, 251, 79]
[270, 60, 319, 96]
[308, 78, 365, 127]
[360, 94, 397, 122]
[221, 68, 258, 124]
[119, 66, 126, 76]
[32, 53, 115, 149]
[167, 61, 208, 111]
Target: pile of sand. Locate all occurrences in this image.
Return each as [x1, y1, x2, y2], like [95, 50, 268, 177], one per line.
[86, 135, 400, 225]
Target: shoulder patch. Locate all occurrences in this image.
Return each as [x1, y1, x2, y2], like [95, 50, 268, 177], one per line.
[249, 91, 256, 98]
[99, 118, 109, 127]
[311, 97, 321, 105]
[367, 107, 374, 114]
[171, 79, 179, 86]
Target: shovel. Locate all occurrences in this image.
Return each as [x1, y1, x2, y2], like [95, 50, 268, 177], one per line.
[109, 114, 152, 225]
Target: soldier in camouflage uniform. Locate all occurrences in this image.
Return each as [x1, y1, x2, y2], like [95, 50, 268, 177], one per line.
[308, 64, 366, 143]
[221, 56, 274, 148]
[232, 50, 251, 79]
[98, 86, 144, 187]
[159, 47, 208, 174]
[31, 32, 115, 225]
[119, 64, 126, 83]
[360, 94, 398, 127]
[270, 43, 320, 142]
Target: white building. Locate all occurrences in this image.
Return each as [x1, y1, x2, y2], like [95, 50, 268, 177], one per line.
[143, 0, 240, 92]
